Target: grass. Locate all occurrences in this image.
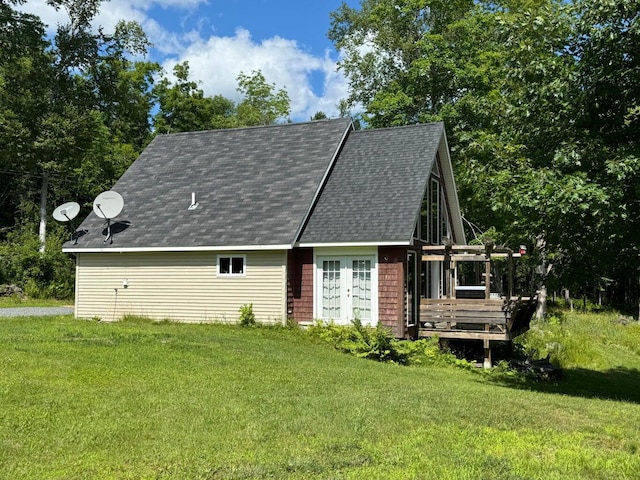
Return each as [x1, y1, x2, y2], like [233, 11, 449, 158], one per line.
[0, 295, 72, 308]
[1, 313, 639, 479]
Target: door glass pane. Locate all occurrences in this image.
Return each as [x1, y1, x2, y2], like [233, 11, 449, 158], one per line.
[351, 259, 372, 320]
[322, 260, 341, 319]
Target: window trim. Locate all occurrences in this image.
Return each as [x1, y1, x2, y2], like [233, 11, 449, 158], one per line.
[217, 254, 246, 277]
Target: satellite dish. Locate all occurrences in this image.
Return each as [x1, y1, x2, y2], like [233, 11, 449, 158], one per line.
[53, 202, 80, 222]
[93, 191, 124, 219]
[93, 191, 124, 244]
[53, 201, 81, 244]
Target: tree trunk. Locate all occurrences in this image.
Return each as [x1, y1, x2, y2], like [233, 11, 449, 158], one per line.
[564, 288, 573, 311]
[38, 171, 49, 253]
[536, 285, 547, 319]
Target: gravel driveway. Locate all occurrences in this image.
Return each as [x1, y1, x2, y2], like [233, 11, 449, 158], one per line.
[0, 307, 74, 317]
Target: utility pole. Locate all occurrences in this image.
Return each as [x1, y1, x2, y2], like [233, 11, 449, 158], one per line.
[38, 171, 48, 253]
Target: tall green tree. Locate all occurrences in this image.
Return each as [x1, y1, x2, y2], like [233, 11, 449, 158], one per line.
[153, 66, 292, 132]
[236, 70, 291, 126]
[1, 0, 158, 268]
[153, 62, 237, 133]
[329, 0, 639, 307]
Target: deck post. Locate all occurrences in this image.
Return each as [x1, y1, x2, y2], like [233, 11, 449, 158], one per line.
[483, 338, 492, 368]
[444, 244, 452, 299]
[484, 242, 494, 300]
[508, 251, 514, 299]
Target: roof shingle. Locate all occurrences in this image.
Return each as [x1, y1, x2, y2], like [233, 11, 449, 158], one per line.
[299, 123, 443, 244]
[66, 118, 352, 250]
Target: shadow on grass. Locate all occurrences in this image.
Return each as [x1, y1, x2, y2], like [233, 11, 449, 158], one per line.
[495, 366, 640, 404]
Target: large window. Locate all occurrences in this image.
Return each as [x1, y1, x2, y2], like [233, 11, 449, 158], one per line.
[418, 175, 444, 244]
[430, 178, 440, 244]
[218, 255, 245, 276]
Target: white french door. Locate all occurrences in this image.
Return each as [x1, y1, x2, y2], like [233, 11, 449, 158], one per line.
[316, 254, 377, 325]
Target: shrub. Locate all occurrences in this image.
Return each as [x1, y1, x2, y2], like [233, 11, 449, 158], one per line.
[395, 337, 476, 370]
[0, 225, 75, 299]
[238, 303, 257, 327]
[308, 319, 404, 363]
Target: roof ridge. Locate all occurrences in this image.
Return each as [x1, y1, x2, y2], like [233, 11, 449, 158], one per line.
[354, 122, 444, 133]
[154, 117, 352, 138]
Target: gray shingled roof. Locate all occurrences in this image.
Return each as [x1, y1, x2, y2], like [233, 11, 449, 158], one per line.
[298, 123, 443, 244]
[65, 118, 352, 250]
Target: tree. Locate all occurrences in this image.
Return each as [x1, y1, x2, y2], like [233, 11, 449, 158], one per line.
[329, 0, 639, 309]
[311, 111, 328, 121]
[153, 62, 238, 133]
[236, 70, 291, 126]
[0, 0, 159, 292]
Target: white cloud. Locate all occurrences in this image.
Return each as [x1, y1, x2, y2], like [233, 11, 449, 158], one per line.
[163, 28, 348, 121]
[18, 0, 350, 121]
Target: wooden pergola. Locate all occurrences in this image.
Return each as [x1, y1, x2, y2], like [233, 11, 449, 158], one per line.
[419, 244, 537, 367]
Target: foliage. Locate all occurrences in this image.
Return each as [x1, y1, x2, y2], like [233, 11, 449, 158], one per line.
[309, 319, 404, 362]
[238, 303, 257, 327]
[1, 316, 640, 478]
[396, 337, 477, 370]
[0, 225, 75, 298]
[152, 61, 238, 134]
[308, 320, 477, 368]
[329, 0, 640, 308]
[153, 65, 292, 133]
[236, 70, 291, 126]
[517, 309, 640, 370]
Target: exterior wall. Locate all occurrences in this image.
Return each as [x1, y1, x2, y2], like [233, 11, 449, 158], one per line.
[75, 250, 287, 323]
[287, 245, 421, 338]
[378, 247, 407, 338]
[287, 248, 314, 322]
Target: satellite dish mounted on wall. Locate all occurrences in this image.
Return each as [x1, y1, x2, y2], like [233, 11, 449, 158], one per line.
[53, 201, 81, 243]
[93, 191, 124, 244]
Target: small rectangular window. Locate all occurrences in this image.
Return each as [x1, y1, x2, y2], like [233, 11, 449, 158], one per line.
[218, 255, 245, 276]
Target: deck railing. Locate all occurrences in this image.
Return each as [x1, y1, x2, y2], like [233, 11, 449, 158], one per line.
[419, 296, 536, 341]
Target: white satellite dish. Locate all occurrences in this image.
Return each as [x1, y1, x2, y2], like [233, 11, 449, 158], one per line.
[93, 191, 124, 219]
[53, 201, 80, 222]
[93, 191, 124, 244]
[53, 201, 82, 244]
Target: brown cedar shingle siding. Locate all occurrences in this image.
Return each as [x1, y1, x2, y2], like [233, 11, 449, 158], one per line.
[378, 247, 407, 338]
[287, 248, 314, 321]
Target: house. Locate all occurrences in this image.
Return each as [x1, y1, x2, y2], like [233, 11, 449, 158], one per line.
[63, 117, 467, 338]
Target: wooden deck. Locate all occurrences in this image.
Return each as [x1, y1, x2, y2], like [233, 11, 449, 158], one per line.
[419, 243, 537, 367]
[418, 297, 537, 341]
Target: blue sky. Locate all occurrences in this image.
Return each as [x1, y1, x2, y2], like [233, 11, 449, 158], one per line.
[21, 0, 362, 121]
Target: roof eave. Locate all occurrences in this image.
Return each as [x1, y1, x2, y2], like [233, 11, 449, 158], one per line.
[63, 244, 293, 254]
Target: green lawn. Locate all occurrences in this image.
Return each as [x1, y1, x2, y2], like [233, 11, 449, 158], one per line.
[0, 296, 72, 308]
[1, 314, 639, 479]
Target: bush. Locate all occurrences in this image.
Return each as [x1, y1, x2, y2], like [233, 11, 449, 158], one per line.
[308, 319, 404, 363]
[0, 225, 75, 299]
[395, 337, 476, 369]
[238, 303, 257, 327]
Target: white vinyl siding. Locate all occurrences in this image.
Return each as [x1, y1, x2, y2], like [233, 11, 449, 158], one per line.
[75, 251, 287, 323]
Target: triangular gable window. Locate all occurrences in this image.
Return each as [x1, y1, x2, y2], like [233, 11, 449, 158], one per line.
[416, 155, 451, 244]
